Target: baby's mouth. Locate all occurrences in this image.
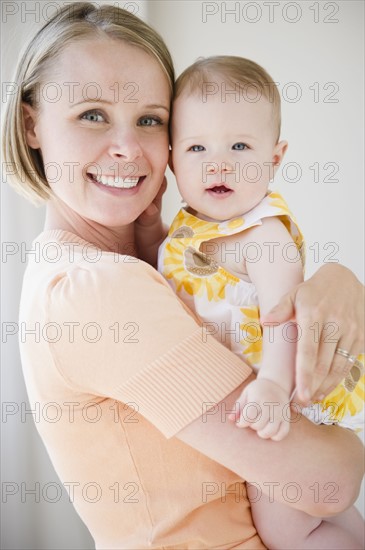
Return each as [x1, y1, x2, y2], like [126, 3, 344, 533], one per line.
[207, 185, 232, 194]
[87, 173, 145, 189]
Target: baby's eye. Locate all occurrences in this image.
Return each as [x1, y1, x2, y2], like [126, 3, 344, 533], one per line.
[188, 145, 205, 152]
[80, 110, 105, 123]
[232, 142, 248, 150]
[138, 116, 162, 126]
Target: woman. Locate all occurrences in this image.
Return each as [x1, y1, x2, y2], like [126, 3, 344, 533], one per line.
[3, 3, 364, 548]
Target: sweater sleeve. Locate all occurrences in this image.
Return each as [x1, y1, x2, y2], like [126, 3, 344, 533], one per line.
[46, 256, 252, 438]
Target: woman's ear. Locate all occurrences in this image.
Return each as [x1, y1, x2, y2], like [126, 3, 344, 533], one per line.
[272, 140, 288, 175]
[22, 103, 40, 149]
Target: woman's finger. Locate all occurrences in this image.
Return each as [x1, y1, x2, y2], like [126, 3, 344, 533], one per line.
[308, 326, 339, 399]
[261, 292, 295, 325]
[313, 339, 361, 400]
[153, 175, 168, 210]
[295, 314, 320, 403]
[135, 176, 168, 225]
[264, 289, 318, 403]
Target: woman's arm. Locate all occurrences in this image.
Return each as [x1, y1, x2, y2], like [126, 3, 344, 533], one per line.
[47, 254, 364, 518]
[176, 379, 364, 517]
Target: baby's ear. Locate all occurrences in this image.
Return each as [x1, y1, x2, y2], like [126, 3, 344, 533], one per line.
[22, 103, 40, 149]
[168, 146, 174, 173]
[272, 140, 288, 178]
[273, 140, 288, 166]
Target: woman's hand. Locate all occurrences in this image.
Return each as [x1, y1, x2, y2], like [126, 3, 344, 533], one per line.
[261, 264, 364, 404]
[135, 176, 167, 229]
[134, 176, 168, 267]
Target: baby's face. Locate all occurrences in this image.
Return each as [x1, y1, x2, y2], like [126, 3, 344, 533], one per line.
[170, 88, 286, 221]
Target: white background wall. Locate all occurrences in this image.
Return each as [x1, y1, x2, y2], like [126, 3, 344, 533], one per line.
[1, 1, 364, 548]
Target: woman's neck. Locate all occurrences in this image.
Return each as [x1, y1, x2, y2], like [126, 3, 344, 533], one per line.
[44, 199, 136, 255]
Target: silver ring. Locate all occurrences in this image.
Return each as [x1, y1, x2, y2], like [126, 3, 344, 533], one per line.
[335, 347, 351, 359]
[347, 355, 357, 364]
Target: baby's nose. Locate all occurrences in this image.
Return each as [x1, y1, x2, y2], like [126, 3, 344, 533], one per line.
[221, 161, 235, 172]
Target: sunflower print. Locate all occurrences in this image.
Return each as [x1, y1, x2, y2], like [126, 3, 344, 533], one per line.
[268, 192, 294, 217]
[168, 208, 221, 244]
[163, 239, 240, 301]
[217, 216, 246, 234]
[240, 306, 263, 367]
[163, 207, 243, 301]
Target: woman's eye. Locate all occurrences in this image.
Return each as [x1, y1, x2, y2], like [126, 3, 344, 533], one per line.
[80, 110, 105, 123]
[138, 116, 162, 126]
[189, 145, 205, 152]
[232, 142, 248, 151]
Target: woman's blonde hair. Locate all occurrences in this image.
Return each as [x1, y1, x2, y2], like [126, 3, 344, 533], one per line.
[2, 2, 175, 204]
[174, 56, 281, 142]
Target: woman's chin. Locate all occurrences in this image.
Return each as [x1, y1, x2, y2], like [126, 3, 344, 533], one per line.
[89, 209, 138, 229]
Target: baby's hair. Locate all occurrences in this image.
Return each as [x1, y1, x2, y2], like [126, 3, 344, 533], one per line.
[174, 56, 281, 142]
[2, 2, 175, 204]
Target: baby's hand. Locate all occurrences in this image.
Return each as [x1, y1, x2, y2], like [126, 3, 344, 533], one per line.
[232, 378, 291, 441]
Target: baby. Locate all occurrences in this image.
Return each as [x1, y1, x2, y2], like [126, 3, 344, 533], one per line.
[158, 55, 364, 548]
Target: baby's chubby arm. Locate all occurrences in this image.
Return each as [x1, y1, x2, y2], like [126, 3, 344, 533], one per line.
[232, 216, 304, 439]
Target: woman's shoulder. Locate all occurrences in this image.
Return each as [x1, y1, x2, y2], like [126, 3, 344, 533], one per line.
[29, 228, 163, 277]
[21, 229, 169, 319]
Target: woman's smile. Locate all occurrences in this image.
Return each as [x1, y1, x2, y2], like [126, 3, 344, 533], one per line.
[87, 172, 147, 195]
[89, 174, 141, 189]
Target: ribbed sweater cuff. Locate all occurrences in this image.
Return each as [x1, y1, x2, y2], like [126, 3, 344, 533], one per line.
[115, 329, 252, 438]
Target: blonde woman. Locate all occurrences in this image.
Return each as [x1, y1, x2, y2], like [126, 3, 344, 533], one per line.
[3, 3, 364, 549]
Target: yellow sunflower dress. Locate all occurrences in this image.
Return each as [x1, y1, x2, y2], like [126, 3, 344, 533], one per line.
[158, 191, 364, 431]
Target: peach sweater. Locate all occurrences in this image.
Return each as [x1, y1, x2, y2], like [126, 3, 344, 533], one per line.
[19, 230, 265, 550]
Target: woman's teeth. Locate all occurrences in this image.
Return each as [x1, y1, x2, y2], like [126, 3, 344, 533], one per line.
[93, 175, 140, 188]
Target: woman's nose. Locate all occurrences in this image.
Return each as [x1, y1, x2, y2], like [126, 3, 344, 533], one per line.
[108, 130, 143, 161]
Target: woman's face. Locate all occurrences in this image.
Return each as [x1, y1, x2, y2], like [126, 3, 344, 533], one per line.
[24, 38, 171, 227]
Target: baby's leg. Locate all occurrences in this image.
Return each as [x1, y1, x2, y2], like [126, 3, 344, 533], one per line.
[248, 484, 364, 549]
